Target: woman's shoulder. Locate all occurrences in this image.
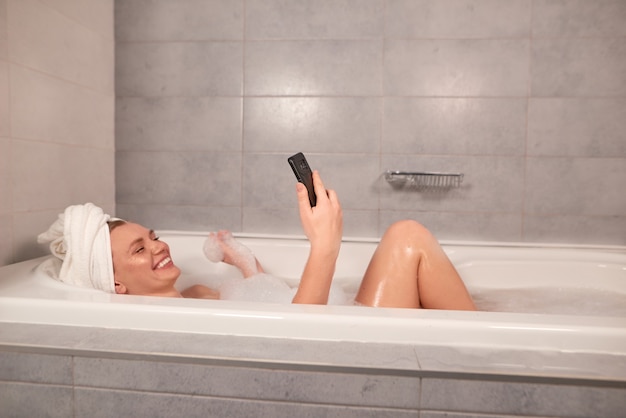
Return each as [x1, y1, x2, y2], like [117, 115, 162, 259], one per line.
[181, 284, 219, 299]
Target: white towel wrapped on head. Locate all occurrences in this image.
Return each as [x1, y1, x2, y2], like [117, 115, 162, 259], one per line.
[37, 203, 116, 293]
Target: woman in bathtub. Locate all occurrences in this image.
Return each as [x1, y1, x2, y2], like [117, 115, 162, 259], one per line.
[38, 171, 475, 310]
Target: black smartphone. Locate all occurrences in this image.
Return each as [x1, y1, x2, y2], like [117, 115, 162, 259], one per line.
[287, 152, 316, 207]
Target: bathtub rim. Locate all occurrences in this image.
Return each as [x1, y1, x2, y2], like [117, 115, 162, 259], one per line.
[165, 229, 626, 252]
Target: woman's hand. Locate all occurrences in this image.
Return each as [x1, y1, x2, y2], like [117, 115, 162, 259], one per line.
[296, 170, 343, 256]
[292, 170, 343, 304]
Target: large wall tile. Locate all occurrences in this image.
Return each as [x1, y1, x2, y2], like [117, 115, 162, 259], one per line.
[74, 387, 415, 418]
[0, 0, 6, 60]
[0, 351, 72, 384]
[524, 214, 626, 245]
[74, 357, 419, 408]
[312, 153, 393, 210]
[528, 98, 626, 157]
[384, 98, 526, 155]
[380, 210, 522, 242]
[246, 0, 383, 39]
[0, 213, 11, 264]
[116, 97, 242, 151]
[245, 40, 382, 96]
[532, 38, 626, 97]
[243, 153, 380, 210]
[533, 0, 626, 37]
[40, 0, 114, 39]
[0, 60, 8, 137]
[244, 207, 380, 237]
[337, 209, 380, 238]
[380, 155, 524, 213]
[115, 0, 242, 41]
[525, 157, 626, 216]
[0, 382, 73, 418]
[0, 138, 10, 214]
[243, 207, 302, 235]
[116, 151, 242, 206]
[243, 153, 312, 209]
[11, 65, 114, 148]
[384, 39, 528, 96]
[117, 203, 242, 232]
[421, 378, 626, 417]
[12, 140, 114, 212]
[244, 97, 381, 153]
[116, 42, 243, 97]
[386, 0, 531, 39]
[9, 0, 113, 91]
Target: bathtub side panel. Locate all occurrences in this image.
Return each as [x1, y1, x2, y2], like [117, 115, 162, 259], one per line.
[74, 388, 417, 418]
[73, 356, 420, 409]
[0, 351, 74, 417]
[0, 382, 73, 418]
[421, 377, 626, 418]
[0, 350, 73, 384]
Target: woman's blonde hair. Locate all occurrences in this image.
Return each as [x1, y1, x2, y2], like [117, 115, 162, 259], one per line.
[107, 219, 126, 232]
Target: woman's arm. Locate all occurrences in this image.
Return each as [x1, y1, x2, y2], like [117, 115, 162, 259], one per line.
[291, 171, 343, 304]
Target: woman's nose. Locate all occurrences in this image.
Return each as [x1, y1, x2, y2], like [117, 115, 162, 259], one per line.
[151, 240, 166, 254]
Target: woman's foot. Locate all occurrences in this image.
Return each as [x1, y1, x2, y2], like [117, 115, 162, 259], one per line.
[203, 230, 261, 278]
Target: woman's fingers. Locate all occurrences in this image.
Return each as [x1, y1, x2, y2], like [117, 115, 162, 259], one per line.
[296, 182, 311, 207]
[311, 170, 327, 204]
[325, 188, 341, 209]
[296, 182, 313, 224]
[297, 170, 327, 214]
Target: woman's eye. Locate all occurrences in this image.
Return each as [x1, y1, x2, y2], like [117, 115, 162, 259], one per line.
[153, 236, 160, 241]
[134, 247, 144, 254]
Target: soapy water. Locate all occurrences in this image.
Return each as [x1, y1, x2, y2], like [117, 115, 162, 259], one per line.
[219, 273, 350, 305]
[201, 232, 350, 304]
[200, 233, 625, 315]
[471, 287, 626, 317]
[178, 272, 351, 305]
[203, 231, 259, 276]
[182, 270, 625, 316]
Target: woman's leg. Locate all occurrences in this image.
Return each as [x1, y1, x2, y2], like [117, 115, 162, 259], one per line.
[355, 220, 476, 310]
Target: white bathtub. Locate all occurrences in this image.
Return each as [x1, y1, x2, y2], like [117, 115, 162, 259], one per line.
[1, 232, 625, 381]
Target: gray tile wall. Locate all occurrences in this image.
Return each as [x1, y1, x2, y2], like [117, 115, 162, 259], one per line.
[0, 0, 115, 266]
[115, 0, 626, 245]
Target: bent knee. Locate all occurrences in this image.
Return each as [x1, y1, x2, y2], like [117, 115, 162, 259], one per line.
[384, 219, 433, 241]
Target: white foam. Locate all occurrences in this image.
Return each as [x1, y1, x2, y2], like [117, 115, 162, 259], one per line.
[220, 232, 258, 276]
[218, 273, 349, 305]
[203, 232, 259, 276]
[202, 234, 223, 263]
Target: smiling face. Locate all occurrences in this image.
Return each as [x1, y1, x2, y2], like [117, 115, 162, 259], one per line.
[110, 222, 182, 296]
